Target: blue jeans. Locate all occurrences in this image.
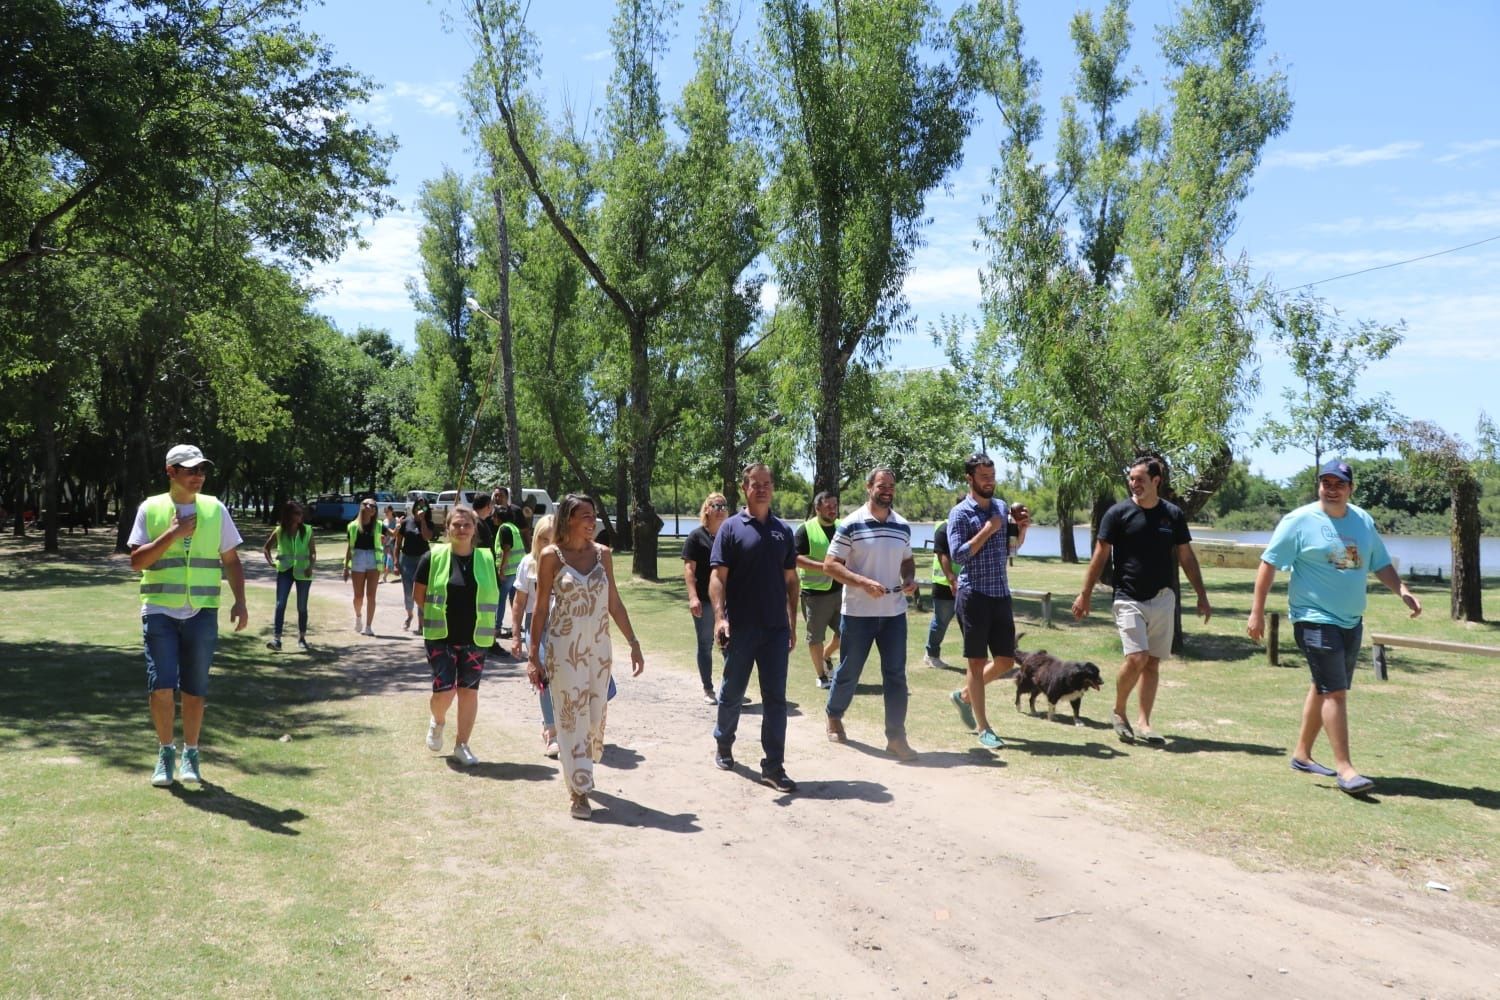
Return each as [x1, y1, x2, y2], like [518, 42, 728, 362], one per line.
[399, 553, 422, 614]
[273, 570, 310, 638]
[500, 574, 515, 622]
[925, 597, 956, 657]
[143, 610, 218, 696]
[713, 626, 790, 772]
[826, 614, 908, 739]
[691, 611, 716, 691]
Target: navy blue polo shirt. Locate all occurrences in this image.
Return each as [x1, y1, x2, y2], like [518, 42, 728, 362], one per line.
[710, 508, 797, 630]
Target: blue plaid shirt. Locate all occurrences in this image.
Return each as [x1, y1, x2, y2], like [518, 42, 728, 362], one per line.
[946, 495, 1011, 598]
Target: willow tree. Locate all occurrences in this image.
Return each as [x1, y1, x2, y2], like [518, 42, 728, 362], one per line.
[960, 0, 1291, 554]
[763, 0, 970, 495]
[1395, 421, 1484, 623]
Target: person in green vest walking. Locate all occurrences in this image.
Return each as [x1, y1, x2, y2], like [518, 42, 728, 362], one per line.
[413, 505, 499, 767]
[128, 444, 249, 787]
[922, 505, 963, 669]
[261, 500, 317, 651]
[494, 517, 523, 648]
[343, 499, 382, 635]
[794, 491, 843, 689]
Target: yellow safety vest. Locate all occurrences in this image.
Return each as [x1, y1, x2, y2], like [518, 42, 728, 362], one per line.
[495, 521, 523, 577]
[140, 493, 224, 609]
[798, 518, 835, 592]
[275, 523, 313, 580]
[422, 544, 501, 646]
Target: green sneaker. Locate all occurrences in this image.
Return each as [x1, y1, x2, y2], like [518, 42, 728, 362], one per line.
[949, 690, 976, 731]
[179, 747, 202, 785]
[152, 745, 176, 787]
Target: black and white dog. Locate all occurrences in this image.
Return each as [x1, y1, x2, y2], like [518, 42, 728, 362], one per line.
[1009, 647, 1104, 726]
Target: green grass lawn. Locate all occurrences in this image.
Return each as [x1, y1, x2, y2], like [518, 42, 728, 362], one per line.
[2, 531, 1498, 994]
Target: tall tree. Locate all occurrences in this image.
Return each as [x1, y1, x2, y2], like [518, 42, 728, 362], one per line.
[763, 0, 970, 495]
[1393, 421, 1483, 623]
[1254, 290, 1404, 495]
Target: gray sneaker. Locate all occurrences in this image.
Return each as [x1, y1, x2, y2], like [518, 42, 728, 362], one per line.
[425, 719, 445, 752]
[151, 745, 176, 787]
[179, 747, 202, 784]
[453, 742, 478, 767]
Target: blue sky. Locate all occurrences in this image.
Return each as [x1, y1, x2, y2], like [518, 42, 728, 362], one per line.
[300, 0, 1500, 484]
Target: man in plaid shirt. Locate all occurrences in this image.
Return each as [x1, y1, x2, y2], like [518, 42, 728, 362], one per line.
[946, 453, 1030, 750]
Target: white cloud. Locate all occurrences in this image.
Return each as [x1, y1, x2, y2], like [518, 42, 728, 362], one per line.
[582, 48, 611, 63]
[1308, 194, 1500, 237]
[1436, 138, 1500, 164]
[389, 81, 461, 118]
[902, 263, 982, 307]
[308, 208, 425, 315]
[1263, 141, 1421, 170]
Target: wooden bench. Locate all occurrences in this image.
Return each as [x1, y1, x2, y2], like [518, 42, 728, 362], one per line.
[913, 585, 1054, 627]
[1369, 632, 1500, 680]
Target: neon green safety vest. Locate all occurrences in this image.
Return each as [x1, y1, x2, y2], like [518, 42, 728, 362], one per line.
[140, 493, 224, 609]
[798, 518, 836, 592]
[929, 520, 962, 589]
[495, 521, 523, 577]
[345, 518, 375, 568]
[275, 523, 313, 580]
[422, 544, 501, 646]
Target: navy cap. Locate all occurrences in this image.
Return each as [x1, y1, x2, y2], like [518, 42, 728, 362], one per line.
[1318, 459, 1353, 483]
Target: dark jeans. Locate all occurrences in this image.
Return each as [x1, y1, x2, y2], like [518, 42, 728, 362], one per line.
[273, 570, 310, 638]
[399, 553, 422, 615]
[826, 614, 908, 739]
[691, 611, 717, 691]
[925, 596, 956, 657]
[713, 625, 789, 773]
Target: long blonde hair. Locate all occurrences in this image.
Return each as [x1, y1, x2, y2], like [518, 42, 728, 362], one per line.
[699, 492, 728, 519]
[529, 514, 555, 561]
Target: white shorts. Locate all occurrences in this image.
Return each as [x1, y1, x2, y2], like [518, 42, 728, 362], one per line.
[1112, 587, 1177, 659]
[350, 549, 379, 573]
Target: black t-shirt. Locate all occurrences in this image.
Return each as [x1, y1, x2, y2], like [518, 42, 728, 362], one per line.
[414, 549, 480, 646]
[682, 526, 714, 602]
[473, 517, 495, 552]
[793, 520, 842, 593]
[352, 522, 377, 550]
[931, 520, 954, 599]
[1098, 499, 1192, 602]
[400, 514, 431, 559]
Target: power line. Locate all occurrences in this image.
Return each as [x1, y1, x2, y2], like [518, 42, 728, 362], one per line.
[1281, 233, 1500, 292]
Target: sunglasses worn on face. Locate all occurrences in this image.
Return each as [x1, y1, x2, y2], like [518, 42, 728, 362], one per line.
[708, 503, 728, 510]
[172, 465, 206, 475]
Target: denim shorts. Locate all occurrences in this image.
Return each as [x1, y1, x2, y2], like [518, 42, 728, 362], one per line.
[143, 610, 218, 696]
[1294, 620, 1363, 694]
[350, 549, 378, 573]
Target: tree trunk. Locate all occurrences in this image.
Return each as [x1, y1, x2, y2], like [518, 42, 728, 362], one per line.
[613, 393, 631, 555]
[489, 171, 524, 503]
[1057, 488, 1078, 563]
[1451, 475, 1483, 622]
[627, 317, 660, 579]
[1090, 493, 1115, 587]
[41, 408, 60, 554]
[812, 337, 844, 496]
[720, 322, 740, 506]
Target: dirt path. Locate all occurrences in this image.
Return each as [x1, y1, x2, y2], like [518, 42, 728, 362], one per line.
[251, 569, 1500, 998]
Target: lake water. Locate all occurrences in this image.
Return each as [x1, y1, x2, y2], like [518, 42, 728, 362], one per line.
[658, 515, 1500, 578]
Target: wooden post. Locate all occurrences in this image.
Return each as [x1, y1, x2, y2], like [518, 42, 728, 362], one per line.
[1040, 592, 1053, 628]
[1267, 612, 1279, 667]
[1373, 643, 1388, 681]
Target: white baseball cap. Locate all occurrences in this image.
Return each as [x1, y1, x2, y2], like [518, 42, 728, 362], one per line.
[165, 444, 213, 468]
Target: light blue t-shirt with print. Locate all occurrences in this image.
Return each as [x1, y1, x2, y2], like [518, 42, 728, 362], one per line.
[1260, 501, 1391, 628]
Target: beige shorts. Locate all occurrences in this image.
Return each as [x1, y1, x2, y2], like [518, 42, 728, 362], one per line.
[1112, 588, 1176, 659]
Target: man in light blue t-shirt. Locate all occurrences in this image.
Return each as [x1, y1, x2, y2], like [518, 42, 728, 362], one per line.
[1247, 459, 1421, 796]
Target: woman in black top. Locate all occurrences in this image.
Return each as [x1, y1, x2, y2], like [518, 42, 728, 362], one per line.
[396, 498, 434, 633]
[682, 492, 730, 703]
[413, 505, 488, 767]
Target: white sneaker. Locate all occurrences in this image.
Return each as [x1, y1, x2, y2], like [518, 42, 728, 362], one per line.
[362, 624, 375, 636]
[353, 615, 362, 632]
[923, 653, 949, 669]
[453, 742, 478, 766]
[425, 719, 445, 751]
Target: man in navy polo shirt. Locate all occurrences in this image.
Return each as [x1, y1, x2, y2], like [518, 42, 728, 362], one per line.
[709, 463, 801, 793]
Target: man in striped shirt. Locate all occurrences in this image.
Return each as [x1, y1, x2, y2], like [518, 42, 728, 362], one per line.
[822, 467, 919, 761]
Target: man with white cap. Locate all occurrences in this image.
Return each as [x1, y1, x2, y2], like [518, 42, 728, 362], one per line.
[129, 445, 249, 787]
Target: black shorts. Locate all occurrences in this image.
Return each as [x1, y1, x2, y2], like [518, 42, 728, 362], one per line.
[426, 642, 486, 692]
[955, 590, 1015, 661]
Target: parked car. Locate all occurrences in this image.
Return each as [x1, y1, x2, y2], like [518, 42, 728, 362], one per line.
[311, 490, 408, 529]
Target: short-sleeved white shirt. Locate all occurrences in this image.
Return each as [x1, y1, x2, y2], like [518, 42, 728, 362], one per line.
[129, 497, 243, 619]
[826, 503, 913, 618]
[512, 553, 541, 617]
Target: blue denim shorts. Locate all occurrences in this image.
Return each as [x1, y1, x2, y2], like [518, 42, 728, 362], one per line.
[1294, 620, 1363, 694]
[143, 610, 218, 696]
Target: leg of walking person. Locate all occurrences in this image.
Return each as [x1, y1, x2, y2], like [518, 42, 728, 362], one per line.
[361, 571, 378, 632]
[692, 610, 716, 700]
[294, 578, 311, 641]
[874, 614, 910, 743]
[755, 629, 791, 777]
[272, 569, 293, 643]
[825, 615, 877, 741]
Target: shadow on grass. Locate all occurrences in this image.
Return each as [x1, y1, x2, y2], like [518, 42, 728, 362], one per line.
[1362, 776, 1500, 810]
[1182, 633, 1266, 664]
[999, 736, 1129, 760]
[1160, 735, 1284, 756]
[589, 789, 701, 832]
[168, 782, 307, 835]
[445, 758, 556, 781]
[0, 631, 427, 778]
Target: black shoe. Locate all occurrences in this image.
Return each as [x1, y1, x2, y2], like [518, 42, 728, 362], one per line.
[714, 748, 735, 771]
[499, 626, 513, 639]
[759, 770, 797, 794]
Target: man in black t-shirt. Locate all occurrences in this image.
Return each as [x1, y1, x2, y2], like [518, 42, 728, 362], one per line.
[470, 494, 496, 551]
[1071, 457, 1211, 746]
